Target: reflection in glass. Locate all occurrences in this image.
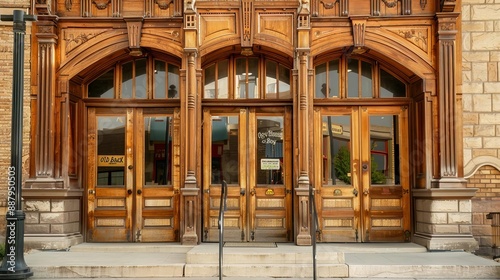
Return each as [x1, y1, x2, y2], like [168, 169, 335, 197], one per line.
[315, 63, 327, 98]
[370, 115, 399, 185]
[217, 60, 228, 99]
[380, 69, 406, 98]
[256, 116, 284, 185]
[97, 117, 125, 186]
[89, 69, 114, 98]
[168, 64, 180, 98]
[122, 61, 133, 98]
[347, 59, 359, 98]
[235, 58, 259, 99]
[328, 60, 339, 98]
[136, 58, 147, 99]
[144, 116, 172, 186]
[204, 64, 216, 98]
[211, 116, 239, 184]
[322, 116, 351, 185]
[278, 64, 291, 99]
[361, 61, 372, 98]
[266, 61, 277, 98]
[154, 60, 166, 99]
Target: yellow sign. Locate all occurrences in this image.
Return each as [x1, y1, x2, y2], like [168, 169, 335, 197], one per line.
[322, 123, 343, 135]
[98, 155, 125, 167]
[265, 189, 275, 196]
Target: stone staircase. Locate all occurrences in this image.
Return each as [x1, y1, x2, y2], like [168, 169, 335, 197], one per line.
[184, 243, 347, 278]
[23, 243, 500, 279]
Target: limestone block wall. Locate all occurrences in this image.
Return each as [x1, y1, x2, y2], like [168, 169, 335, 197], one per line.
[462, 2, 500, 165]
[0, 2, 33, 237]
[462, 1, 500, 248]
[24, 198, 81, 249]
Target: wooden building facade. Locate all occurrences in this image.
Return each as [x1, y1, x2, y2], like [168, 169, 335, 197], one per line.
[20, 0, 478, 251]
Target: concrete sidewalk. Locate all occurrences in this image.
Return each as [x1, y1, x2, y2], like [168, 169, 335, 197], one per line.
[20, 243, 500, 279]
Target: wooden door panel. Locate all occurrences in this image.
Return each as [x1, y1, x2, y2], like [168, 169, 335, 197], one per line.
[362, 107, 410, 242]
[87, 108, 132, 242]
[136, 111, 179, 242]
[314, 108, 360, 242]
[252, 186, 288, 241]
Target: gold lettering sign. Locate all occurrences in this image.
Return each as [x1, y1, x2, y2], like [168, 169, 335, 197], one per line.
[265, 189, 275, 196]
[98, 155, 125, 167]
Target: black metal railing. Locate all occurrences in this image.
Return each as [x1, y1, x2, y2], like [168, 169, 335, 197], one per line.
[310, 184, 319, 280]
[218, 180, 228, 280]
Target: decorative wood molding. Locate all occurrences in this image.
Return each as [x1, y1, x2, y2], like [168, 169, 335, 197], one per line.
[351, 17, 367, 53]
[65, 0, 73, 11]
[240, 0, 254, 49]
[388, 27, 429, 53]
[436, 13, 459, 179]
[35, 0, 52, 15]
[63, 29, 107, 54]
[125, 18, 144, 56]
[440, 0, 456, 12]
[155, 0, 173, 9]
[92, 0, 111, 10]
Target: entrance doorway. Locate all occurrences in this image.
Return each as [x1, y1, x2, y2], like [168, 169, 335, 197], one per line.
[203, 107, 293, 242]
[313, 106, 410, 242]
[86, 107, 180, 242]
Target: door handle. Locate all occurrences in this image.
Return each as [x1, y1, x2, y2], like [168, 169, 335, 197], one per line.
[240, 188, 245, 196]
[250, 188, 256, 196]
[363, 190, 369, 195]
[137, 189, 142, 195]
[89, 189, 95, 195]
[127, 189, 132, 195]
[128, 165, 133, 170]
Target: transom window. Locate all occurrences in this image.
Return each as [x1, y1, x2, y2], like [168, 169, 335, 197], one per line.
[204, 56, 291, 100]
[87, 57, 180, 99]
[315, 57, 407, 99]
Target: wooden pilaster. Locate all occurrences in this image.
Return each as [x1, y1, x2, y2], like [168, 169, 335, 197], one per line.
[432, 12, 466, 188]
[181, 2, 200, 244]
[295, 1, 312, 245]
[26, 12, 63, 189]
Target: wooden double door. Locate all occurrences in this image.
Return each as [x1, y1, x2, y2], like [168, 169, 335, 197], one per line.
[87, 107, 180, 242]
[203, 107, 293, 242]
[314, 106, 411, 242]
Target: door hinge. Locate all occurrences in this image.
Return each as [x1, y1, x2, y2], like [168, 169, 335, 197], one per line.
[286, 189, 292, 195]
[203, 189, 210, 194]
[355, 229, 358, 242]
[241, 230, 245, 241]
[204, 228, 208, 240]
[87, 230, 93, 242]
[250, 231, 255, 241]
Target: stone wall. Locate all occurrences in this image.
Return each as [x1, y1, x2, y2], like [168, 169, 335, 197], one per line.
[466, 165, 500, 247]
[462, 2, 500, 172]
[0, 2, 33, 237]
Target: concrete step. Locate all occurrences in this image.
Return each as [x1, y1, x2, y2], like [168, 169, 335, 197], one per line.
[22, 243, 500, 279]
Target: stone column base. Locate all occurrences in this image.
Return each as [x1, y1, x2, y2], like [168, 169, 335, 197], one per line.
[25, 233, 83, 251]
[413, 233, 478, 252]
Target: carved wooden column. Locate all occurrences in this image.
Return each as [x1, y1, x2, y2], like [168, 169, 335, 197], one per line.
[295, 2, 312, 245]
[181, 2, 200, 244]
[26, 6, 63, 188]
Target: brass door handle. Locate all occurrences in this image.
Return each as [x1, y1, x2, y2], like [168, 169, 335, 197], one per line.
[363, 190, 369, 195]
[89, 189, 95, 195]
[137, 189, 142, 195]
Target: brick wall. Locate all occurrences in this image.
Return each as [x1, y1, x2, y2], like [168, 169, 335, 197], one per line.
[467, 165, 500, 247]
[0, 2, 32, 236]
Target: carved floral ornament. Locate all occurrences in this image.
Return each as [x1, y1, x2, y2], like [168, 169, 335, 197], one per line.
[93, 0, 111, 10]
[156, 0, 174, 10]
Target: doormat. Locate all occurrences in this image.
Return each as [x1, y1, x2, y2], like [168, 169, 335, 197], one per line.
[224, 242, 277, 248]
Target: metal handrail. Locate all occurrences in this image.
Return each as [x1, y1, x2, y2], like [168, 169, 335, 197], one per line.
[218, 180, 228, 280]
[310, 184, 319, 280]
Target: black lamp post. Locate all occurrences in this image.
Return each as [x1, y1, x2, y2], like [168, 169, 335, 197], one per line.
[0, 10, 36, 279]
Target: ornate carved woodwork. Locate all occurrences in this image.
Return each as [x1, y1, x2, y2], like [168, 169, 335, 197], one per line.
[125, 18, 144, 56]
[434, 12, 464, 187]
[36, 0, 52, 15]
[240, 0, 254, 49]
[439, 0, 455, 12]
[350, 17, 367, 54]
[313, 0, 348, 17]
